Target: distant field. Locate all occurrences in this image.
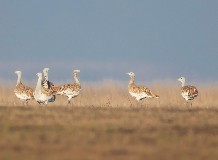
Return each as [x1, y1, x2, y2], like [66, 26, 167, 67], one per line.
[0, 83, 218, 160]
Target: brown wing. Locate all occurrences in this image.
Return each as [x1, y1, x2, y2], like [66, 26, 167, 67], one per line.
[41, 87, 54, 96]
[182, 85, 198, 98]
[24, 86, 34, 98]
[141, 86, 159, 98]
[15, 83, 34, 98]
[14, 83, 24, 93]
[129, 84, 159, 98]
[57, 83, 81, 92]
[71, 83, 81, 92]
[56, 84, 71, 92]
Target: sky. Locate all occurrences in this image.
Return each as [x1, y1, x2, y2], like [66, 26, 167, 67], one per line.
[0, 0, 217, 84]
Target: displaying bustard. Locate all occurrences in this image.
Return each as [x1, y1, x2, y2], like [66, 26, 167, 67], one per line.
[56, 70, 81, 104]
[41, 67, 56, 102]
[177, 77, 198, 106]
[127, 72, 159, 104]
[33, 72, 55, 105]
[14, 71, 34, 105]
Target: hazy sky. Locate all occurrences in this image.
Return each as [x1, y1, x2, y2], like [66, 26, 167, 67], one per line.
[0, 0, 217, 83]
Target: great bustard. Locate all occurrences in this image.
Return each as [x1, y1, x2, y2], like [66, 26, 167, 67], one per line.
[33, 72, 55, 105]
[177, 77, 198, 106]
[56, 70, 81, 104]
[127, 72, 159, 104]
[14, 71, 34, 105]
[41, 67, 56, 102]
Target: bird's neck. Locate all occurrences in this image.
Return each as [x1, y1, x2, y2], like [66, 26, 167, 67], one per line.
[16, 74, 21, 86]
[129, 76, 135, 86]
[181, 80, 185, 87]
[74, 74, 80, 85]
[44, 74, 48, 81]
[35, 76, 42, 91]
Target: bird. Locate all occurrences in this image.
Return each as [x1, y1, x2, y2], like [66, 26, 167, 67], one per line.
[33, 72, 54, 105]
[177, 77, 198, 106]
[126, 72, 159, 104]
[56, 70, 81, 104]
[42, 68, 56, 90]
[41, 67, 56, 102]
[14, 71, 34, 105]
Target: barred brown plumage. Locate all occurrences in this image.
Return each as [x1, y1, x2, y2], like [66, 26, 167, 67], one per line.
[127, 72, 159, 102]
[178, 77, 198, 106]
[41, 68, 56, 102]
[14, 71, 34, 105]
[56, 70, 81, 104]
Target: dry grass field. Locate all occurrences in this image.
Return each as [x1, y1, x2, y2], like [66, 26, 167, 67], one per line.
[0, 82, 218, 160]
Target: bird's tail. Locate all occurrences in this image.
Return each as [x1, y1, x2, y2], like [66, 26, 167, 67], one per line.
[154, 94, 160, 98]
[152, 93, 160, 98]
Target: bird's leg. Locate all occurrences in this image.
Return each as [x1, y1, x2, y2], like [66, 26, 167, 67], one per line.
[157, 99, 161, 108]
[142, 100, 146, 108]
[185, 100, 191, 108]
[184, 101, 188, 107]
[45, 101, 48, 107]
[185, 101, 192, 108]
[138, 100, 143, 108]
[190, 101, 193, 107]
[25, 100, 28, 106]
[68, 100, 71, 105]
[23, 100, 28, 106]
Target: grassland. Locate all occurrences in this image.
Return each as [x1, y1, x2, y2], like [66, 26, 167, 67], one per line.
[0, 82, 218, 160]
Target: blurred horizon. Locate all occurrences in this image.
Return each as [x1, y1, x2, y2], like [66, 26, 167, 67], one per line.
[0, 1, 217, 83]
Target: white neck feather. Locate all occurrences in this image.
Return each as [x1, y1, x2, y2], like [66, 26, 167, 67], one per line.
[16, 73, 21, 86]
[45, 75, 48, 81]
[74, 74, 80, 84]
[44, 72, 48, 81]
[129, 75, 134, 85]
[181, 79, 185, 87]
[35, 75, 42, 92]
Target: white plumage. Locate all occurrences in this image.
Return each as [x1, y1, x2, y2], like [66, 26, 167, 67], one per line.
[33, 72, 54, 105]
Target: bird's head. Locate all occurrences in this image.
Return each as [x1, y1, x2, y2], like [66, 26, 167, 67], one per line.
[43, 68, 50, 75]
[73, 70, 80, 76]
[126, 72, 135, 77]
[177, 77, 185, 83]
[15, 71, 21, 75]
[36, 72, 42, 78]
